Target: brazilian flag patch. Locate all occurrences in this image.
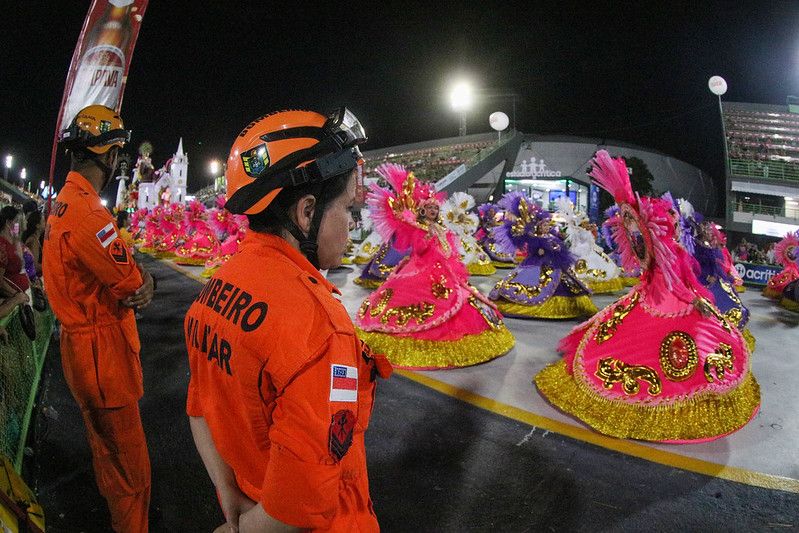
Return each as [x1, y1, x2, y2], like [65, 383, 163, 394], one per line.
[241, 143, 270, 178]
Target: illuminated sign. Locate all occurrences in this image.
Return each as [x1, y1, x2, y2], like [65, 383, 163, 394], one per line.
[506, 157, 563, 178]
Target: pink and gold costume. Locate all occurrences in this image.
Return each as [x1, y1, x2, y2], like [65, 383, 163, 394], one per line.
[355, 164, 514, 369]
[535, 151, 760, 443]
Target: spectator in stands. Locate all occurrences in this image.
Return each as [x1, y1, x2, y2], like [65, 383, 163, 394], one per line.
[766, 242, 776, 264]
[0, 205, 30, 295]
[22, 210, 44, 278]
[735, 240, 749, 262]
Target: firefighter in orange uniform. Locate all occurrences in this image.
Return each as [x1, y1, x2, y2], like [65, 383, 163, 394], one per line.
[43, 105, 155, 533]
[185, 109, 391, 532]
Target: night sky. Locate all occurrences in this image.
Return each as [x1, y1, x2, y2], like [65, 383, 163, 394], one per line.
[1, 1, 798, 201]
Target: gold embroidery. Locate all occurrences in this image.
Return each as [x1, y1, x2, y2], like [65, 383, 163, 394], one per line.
[595, 292, 639, 344]
[595, 357, 662, 396]
[695, 297, 733, 333]
[358, 288, 434, 326]
[573, 258, 608, 279]
[704, 343, 734, 383]
[494, 266, 554, 299]
[358, 288, 393, 319]
[659, 331, 698, 381]
[561, 270, 587, 295]
[431, 276, 452, 300]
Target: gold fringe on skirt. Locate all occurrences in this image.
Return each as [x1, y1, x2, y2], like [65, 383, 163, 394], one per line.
[353, 277, 383, 289]
[586, 277, 625, 294]
[779, 297, 799, 312]
[622, 276, 640, 287]
[355, 325, 515, 370]
[742, 328, 757, 353]
[468, 262, 497, 276]
[496, 296, 598, 319]
[534, 360, 761, 442]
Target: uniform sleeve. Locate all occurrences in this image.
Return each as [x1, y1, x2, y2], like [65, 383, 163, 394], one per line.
[70, 211, 143, 300]
[260, 331, 358, 529]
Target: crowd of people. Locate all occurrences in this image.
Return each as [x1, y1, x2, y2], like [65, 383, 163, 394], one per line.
[732, 238, 778, 264]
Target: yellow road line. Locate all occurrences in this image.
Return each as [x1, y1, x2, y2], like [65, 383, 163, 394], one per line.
[153, 256, 207, 284]
[396, 369, 799, 494]
[159, 257, 799, 494]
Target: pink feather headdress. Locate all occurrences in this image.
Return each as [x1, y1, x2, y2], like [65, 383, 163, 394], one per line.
[589, 150, 708, 298]
[366, 163, 445, 246]
[775, 230, 799, 267]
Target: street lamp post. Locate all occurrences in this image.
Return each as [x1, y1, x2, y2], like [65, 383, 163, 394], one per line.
[20, 167, 27, 191]
[708, 75, 730, 224]
[209, 159, 221, 191]
[4, 155, 12, 182]
[450, 82, 474, 137]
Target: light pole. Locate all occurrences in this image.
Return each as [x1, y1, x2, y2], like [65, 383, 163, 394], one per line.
[708, 75, 730, 225]
[4, 154, 12, 182]
[450, 81, 474, 136]
[20, 167, 26, 190]
[209, 159, 221, 191]
[480, 91, 518, 131]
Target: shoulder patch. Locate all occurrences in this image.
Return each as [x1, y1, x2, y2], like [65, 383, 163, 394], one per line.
[108, 238, 129, 264]
[96, 223, 117, 248]
[330, 364, 357, 402]
[328, 409, 356, 462]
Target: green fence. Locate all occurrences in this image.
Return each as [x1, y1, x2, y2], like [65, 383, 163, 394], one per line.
[729, 158, 799, 182]
[0, 305, 55, 472]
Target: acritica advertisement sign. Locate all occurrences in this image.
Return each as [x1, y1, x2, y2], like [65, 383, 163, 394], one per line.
[734, 262, 781, 286]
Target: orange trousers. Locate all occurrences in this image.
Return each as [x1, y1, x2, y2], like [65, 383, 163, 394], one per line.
[60, 323, 150, 533]
[80, 403, 151, 533]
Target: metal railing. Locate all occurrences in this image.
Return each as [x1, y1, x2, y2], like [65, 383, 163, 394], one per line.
[729, 158, 799, 182]
[731, 201, 799, 221]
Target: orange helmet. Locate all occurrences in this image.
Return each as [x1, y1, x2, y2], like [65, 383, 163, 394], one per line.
[225, 108, 366, 215]
[59, 104, 131, 155]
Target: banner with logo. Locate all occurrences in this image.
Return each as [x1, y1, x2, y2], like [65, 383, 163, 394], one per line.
[734, 262, 781, 286]
[49, 0, 148, 198]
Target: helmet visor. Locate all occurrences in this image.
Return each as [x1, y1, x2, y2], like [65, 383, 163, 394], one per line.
[325, 107, 367, 148]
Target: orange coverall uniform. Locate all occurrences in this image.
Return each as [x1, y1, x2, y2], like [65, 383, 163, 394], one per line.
[42, 171, 150, 533]
[185, 231, 391, 531]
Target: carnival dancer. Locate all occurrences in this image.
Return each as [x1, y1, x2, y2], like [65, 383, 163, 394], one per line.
[477, 202, 515, 268]
[535, 150, 760, 443]
[780, 279, 799, 312]
[488, 192, 597, 319]
[763, 230, 799, 299]
[352, 208, 383, 265]
[175, 200, 220, 266]
[683, 204, 755, 352]
[354, 164, 514, 369]
[352, 238, 409, 289]
[556, 197, 624, 294]
[441, 191, 496, 276]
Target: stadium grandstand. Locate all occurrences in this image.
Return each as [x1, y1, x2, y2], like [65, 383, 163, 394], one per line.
[360, 131, 717, 216]
[723, 99, 799, 237]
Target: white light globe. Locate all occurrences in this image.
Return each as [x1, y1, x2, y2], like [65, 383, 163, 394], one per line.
[489, 111, 509, 131]
[708, 76, 728, 96]
[450, 82, 474, 111]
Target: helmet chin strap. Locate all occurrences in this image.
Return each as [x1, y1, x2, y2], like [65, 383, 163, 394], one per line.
[283, 186, 329, 270]
[93, 151, 116, 192]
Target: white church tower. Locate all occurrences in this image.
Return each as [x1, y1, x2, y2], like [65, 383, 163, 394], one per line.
[170, 138, 188, 204]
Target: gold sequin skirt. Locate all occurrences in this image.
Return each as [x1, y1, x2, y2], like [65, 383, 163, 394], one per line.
[585, 277, 626, 295]
[762, 286, 781, 299]
[534, 360, 761, 442]
[492, 260, 515, 269]
[496, 296, 598, 319]
[622, 276, 640, 287]
[353, 277, 383, 290]
[468, 262, 497, 276]
[742, 328, 757, 353]
[355, 325, 515, 370]
[174, 257, 209, 266]
[779, 297, 799, 312]
[735, 284, 746, 293]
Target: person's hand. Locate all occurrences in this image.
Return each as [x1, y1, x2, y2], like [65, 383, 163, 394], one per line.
[217, 481, 256, 532]
[122, 271, 154, 309]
